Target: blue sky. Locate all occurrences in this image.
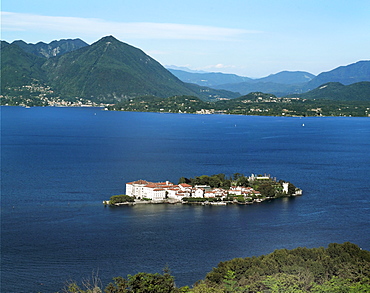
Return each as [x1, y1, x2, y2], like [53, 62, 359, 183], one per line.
[2, 0, 369, 77]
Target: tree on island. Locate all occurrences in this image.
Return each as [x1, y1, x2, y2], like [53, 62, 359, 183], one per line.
[109, 195, 135, 205]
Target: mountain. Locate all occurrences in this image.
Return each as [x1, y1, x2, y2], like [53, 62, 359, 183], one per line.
[169, 68, 315, 87]
[11, 38, 88, 58]
[170, 69, 315, 96]
[0, 41, 47, 90]
[167, 69, 252, 87]
[170, 62, 370, 97]
[41, 36, 201, 102]
[212, 63, 370, 97]
[304, 60, 370, 91]
[287, 81, 370, 101]
[2, 36, 237, 103]
[255, 71, 315, 84]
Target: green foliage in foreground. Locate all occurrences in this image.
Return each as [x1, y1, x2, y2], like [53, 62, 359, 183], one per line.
[202, 242, 370, 293]
[109, 195, 135, 205]
[60, 242, 370, 293]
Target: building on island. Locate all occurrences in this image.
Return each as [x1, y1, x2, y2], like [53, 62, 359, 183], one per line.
[125, 179, 262, 201]
[126, 180, 192, 201]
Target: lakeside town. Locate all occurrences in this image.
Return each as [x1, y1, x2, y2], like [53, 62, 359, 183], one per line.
[105, 174, 303, 206]
[2, 84, 369, 117]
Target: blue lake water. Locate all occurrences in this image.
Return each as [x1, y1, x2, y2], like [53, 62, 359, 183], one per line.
[1, 106, 369, 292]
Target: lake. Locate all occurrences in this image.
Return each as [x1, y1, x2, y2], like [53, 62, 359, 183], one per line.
[1, 106, 369, 292]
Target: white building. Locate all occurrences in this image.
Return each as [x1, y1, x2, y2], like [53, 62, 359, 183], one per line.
[126, 178, 264, 201]
[282, 182, 289, 194]
[126, 180, 149, 199]
[126, 180, 192, 201]
[126, 180, 173, 200]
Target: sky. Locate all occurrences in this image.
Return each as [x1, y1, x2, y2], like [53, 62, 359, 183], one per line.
[1, 0, 370, 77]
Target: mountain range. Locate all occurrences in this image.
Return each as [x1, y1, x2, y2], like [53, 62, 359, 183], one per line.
[1, 36, 369, 103]
[168, 61, 370, 96]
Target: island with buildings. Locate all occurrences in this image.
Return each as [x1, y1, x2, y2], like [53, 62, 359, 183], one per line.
[104, 173, 302, 206]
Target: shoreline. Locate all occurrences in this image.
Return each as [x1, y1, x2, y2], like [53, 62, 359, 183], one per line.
[103, 194, 301, 207]
[1, 105, 368, 118]
[106, 175, 303, 207]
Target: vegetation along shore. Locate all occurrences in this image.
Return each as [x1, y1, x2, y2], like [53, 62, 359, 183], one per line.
[62, 242, 370, 292]
[104, 173, 302, 206]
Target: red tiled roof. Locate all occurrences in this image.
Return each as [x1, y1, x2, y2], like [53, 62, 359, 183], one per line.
[157, 182, 174, 186]
[145, 184, 158, 188]
[179, 183, 192, 187]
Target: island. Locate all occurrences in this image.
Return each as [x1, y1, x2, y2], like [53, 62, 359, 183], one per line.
[104, 173, 302, 206]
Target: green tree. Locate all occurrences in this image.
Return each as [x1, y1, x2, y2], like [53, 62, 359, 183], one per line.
[288, 183, 296, 195]
[104, 277, 128, 293]
[109, 195, 135, 204]
[127, 272, 175, 293]
[178, 177, 190, 184]
[236, 176, 249, 187]
[258, 182, 275, 197]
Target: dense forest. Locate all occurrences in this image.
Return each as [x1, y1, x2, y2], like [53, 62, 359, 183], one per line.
[61, 242, 370, 292]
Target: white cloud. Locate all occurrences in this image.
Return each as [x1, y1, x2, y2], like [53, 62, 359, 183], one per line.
[204, 63, 237, 70]
[1, 11, 260, 42]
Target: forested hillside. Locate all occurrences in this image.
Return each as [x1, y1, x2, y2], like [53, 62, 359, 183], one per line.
[1, 36, 237, 103]
[288, 81, 370, 101]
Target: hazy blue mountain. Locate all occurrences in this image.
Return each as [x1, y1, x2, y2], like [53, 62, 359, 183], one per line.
[170, 62, 370, 97]
[304, 60, 370, 91]
[169, 69, 314, 86]
[223, 63, 370, 96]
[12, 38, 88, 58]
[168, 69, 252, 87]
[255, 71, 315, 84]
[288, 82, 370, 101]
[170, 69, 315, 96]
